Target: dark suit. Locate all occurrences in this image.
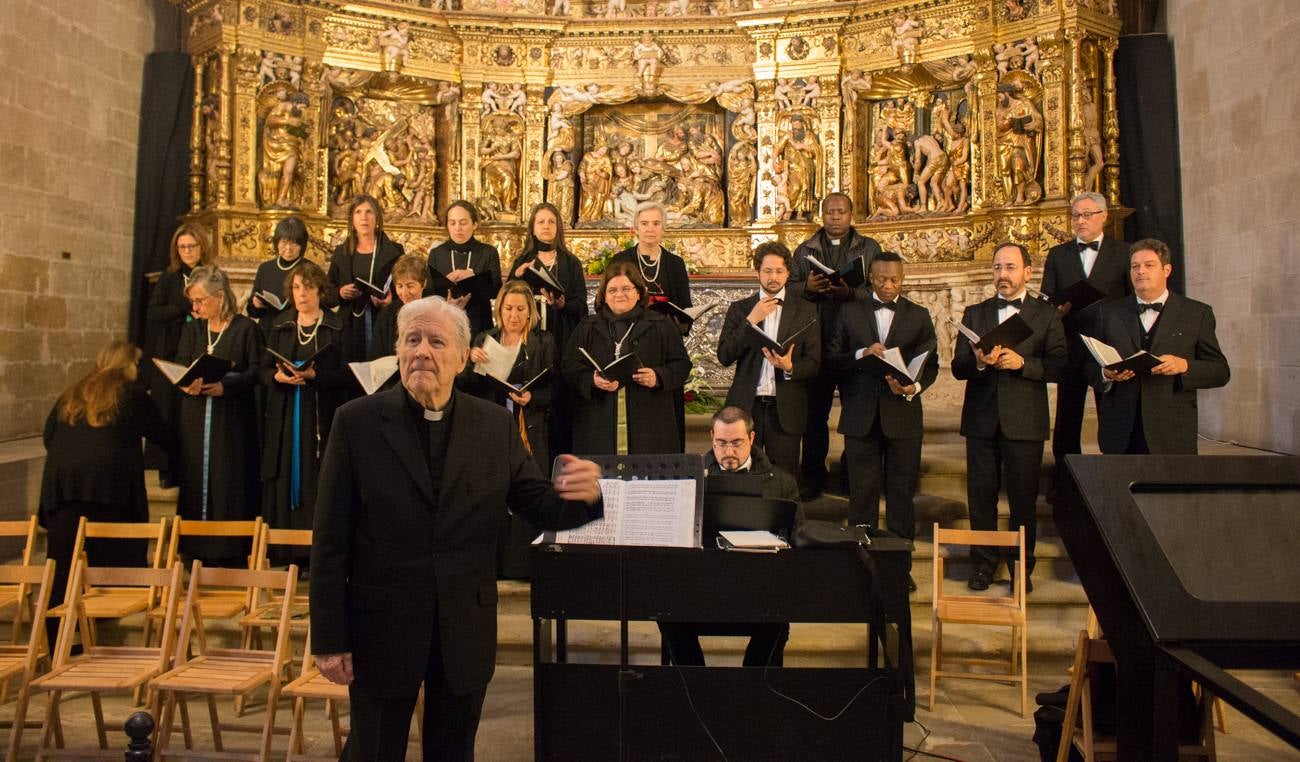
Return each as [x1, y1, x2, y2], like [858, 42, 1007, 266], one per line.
[310, 387, 601, 759]
[1041, 237, 1130, 462]
[830, 297, 939, 538]
[952, 296, 1067, 576]
[1086, 292, 1229, 454]
[716, 291, 821, 478]
[427, 237, 503, 338]
[790, 228, 882, 492]
[324, 236, 405, 365]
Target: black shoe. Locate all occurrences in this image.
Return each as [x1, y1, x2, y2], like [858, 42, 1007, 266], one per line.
[967, 569, 992, 591]
[908, 574, 917, 593]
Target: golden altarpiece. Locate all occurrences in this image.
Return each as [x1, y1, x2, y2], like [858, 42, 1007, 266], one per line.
[174, 0, 1124, 384]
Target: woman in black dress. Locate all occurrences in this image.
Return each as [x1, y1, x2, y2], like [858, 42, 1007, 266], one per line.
[39, 340, 178, 646]
[507, 202, 588, 457]
[426, 200, 501, 337]
[324, 195, 404, 362]
[175, 266, 264, 565]
[461, 280, 557, 578]
[562, 261, 692, 455]
[146, 223, 213, 484]
[246, 215, 309, 335]
[260, 262, 349, 563]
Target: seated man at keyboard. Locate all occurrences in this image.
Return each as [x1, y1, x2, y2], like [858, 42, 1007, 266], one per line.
[660, 406, 798, 667]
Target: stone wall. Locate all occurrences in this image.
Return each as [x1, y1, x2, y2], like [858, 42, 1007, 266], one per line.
[0, 1, 157, 441]
[1169, 0, 1300, 454]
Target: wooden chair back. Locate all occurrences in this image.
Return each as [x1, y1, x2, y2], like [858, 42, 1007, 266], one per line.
[173, 561, 298, 667]
[0, 517, 40, 645]
[932, 525, 1028, 610]
[165, 518, 264, 569]
[53, 562, 186, 671]
[0, 560, 56, 762]
[72, 516, 170, 568]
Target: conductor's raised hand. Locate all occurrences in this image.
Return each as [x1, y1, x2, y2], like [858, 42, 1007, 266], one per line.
[552, 454, 603, 504]
[317, 653, 353, 685]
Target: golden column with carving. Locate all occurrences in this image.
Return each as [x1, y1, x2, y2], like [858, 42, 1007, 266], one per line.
[753, 77, 780, 225]
[816, 73, 842, 196]
[459, 81, 483, 205]
[1065, 29, 1087, 199]
[215, 47, 235, 210]
[1039, 32, 1067, 201]
[971, 47, 999, 210]
[522, 83, 548, 214]
[231, 46, 260, 209]
[1100, 37, 1121, 206]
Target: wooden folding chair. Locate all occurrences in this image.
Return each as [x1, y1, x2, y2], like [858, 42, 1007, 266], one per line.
[929, 524, 1030, 718]
[0, 517, 40, 642]
[1057, 610, 1218, 761]
[26, 562, 185, 761]
[151, 561, 298, 761]
[0, 560, 56, 762]
[240, 527, 312, 651]
[149, 518, 264, 642]
[282, 626, 348, 761]
[47, 517, 170, 647]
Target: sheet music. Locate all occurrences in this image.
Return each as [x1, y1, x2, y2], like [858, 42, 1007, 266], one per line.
[473, 335, 519, 382]
[1080, 335, 1123, 366]
[551, 478, 697, 548]
[952, 319, 981, 344]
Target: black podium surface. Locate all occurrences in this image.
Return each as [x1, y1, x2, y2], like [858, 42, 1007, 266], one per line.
[1058, 455, 1300, 759]
[531, 543, 912, 761]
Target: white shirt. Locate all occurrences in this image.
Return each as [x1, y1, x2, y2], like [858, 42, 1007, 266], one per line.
[1138, 289, 1168, 333]
[872, 294, 898, 345]
[1077, 234, 1103, 277]
[755, 287, 786, 397]
[997, 288, 1028, 324]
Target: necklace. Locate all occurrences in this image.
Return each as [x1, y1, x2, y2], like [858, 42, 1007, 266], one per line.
[206, 319, 229, 354]
[274, 255, 298, 272]
[636, 247, 661, 285]
[297, 313, 322, 346]
[613, 320, 636, 358]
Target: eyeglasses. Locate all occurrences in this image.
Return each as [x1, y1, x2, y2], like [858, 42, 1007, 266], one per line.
[711, 439, 748, 450]
[606, 286, 639, 296]
[1070, 210, 1103, 221]
[177, 243, 202, 251]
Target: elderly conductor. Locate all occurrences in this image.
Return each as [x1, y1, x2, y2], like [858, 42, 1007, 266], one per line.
[310, 296, 604, 760]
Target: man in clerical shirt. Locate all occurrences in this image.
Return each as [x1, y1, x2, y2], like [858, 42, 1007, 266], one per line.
[716, 241, 821, 480]
[789, 192, 882, 500]
[310, 296, 604, 760]
[659, 406, 799, 668]
[1085, 238, 1229, 455]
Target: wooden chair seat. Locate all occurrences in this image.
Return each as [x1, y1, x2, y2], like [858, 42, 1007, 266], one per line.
[283, 667, 348, 702]
[241, 600, 310, 629]
[154, 653, 277, 695]
[33, 649, 165, 692]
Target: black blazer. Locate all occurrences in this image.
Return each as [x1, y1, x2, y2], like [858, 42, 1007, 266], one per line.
[309, 388, 601, 697]
[829, 297, 940, 439]
[717, 292, 821, 434]
[790, 228, 882, 344]
[459, 328, 557, 460]
[952, 296, 1067, 441]
[1041, 237, 1131, 337]
[561, 307, 692, 455]
[1086, 293, 1230, 454]
[426, 237, 502, 337]
[506, 247, 589, 355]
[324, 235, 405, 359]
[612, 246, 692, 309]
[245, 257, 303, 335]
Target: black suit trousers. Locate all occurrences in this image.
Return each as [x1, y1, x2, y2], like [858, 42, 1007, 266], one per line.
[343, 616, 488, 762]
[965, 432, 1042, 575]
[843, 415, 921, 540]
[658, 622, 790, 667]
[800, 374, 838, 486]
[752, 397, 800, 480]
[1052, 341, 1098, 462]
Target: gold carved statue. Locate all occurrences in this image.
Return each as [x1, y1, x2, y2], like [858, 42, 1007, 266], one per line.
[727, 140, 756, 226]
[996, 73, 1044, 205]
[257, 86, 310, 209]
[543, 149, 576, 223]
[1081, 86, 1104, 191]
[481, 116, 523, 218]
[578, 144, 613, 222]
[773, 114, 821, 221]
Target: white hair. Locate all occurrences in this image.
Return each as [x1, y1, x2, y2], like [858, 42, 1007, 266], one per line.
[633, 200, 667, 225]
[1071, 191, 1107, 211]
[395, 296, 471, 351]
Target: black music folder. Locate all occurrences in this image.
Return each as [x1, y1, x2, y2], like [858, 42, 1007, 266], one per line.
[152, 354, 234, 387]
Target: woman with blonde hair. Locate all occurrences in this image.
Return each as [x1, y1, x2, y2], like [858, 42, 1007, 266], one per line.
[39, 340, 178, 645]
[461, 280, 558, 578]
[174, 265, 264, 565]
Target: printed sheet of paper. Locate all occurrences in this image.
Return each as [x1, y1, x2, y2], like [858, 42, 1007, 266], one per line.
[473, 335, 519, 382]
[551, 478, 698, 548]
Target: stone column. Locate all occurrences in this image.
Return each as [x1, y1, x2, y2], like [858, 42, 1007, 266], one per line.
[1100, 38, 1121, 206]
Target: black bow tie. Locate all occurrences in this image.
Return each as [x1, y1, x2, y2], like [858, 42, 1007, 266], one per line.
[1078, 240, 1100, 252]
[1136, 301, 1164, 313]
[996, 297, 1023, 310]
[872, 299, 896, 311]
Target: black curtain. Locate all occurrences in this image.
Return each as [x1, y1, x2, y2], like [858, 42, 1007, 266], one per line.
[1115, 33, 1185, 293]
[128, 52, 193, 347]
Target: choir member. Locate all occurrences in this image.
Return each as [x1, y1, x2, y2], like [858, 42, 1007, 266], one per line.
[716, 241, 821, 479]
[789, 192, 882, 500]
[246, 215, 310, 335]
[325, 195, 404, 362]
[562, 261, 692, 455]
[260, 262, 350, 560]
[175, 266, 264, 565]
[952, 243, 1066, 593]
[370, 254, 429, 360]
[426, 200, 501, 337]
[39, 340, 178, 647]
[1086, 238, 1230, 454]
[462, 280, 558, 579]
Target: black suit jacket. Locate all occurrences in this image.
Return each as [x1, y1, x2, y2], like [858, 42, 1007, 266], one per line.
[1041, 237, 1130, 338]
[1086, 293, 1230, 454]
[790, 228, 882, 345]
[952, 296, 1067, 441]
[830, 297, 940, 439]
[309, 387, 601, 697]
[427, 237, 502, 337]
[717, 292, 821, 434]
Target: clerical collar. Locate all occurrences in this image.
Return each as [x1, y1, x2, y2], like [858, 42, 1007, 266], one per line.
[829, 238, 841, 246]
[405, 386, 456, 424]
[423, 408, 445, 421]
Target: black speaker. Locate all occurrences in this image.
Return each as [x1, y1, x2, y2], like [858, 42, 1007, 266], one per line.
[1116, 33, 1185, 293]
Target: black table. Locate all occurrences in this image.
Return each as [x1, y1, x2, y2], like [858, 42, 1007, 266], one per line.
[530, 542, 912, 761]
